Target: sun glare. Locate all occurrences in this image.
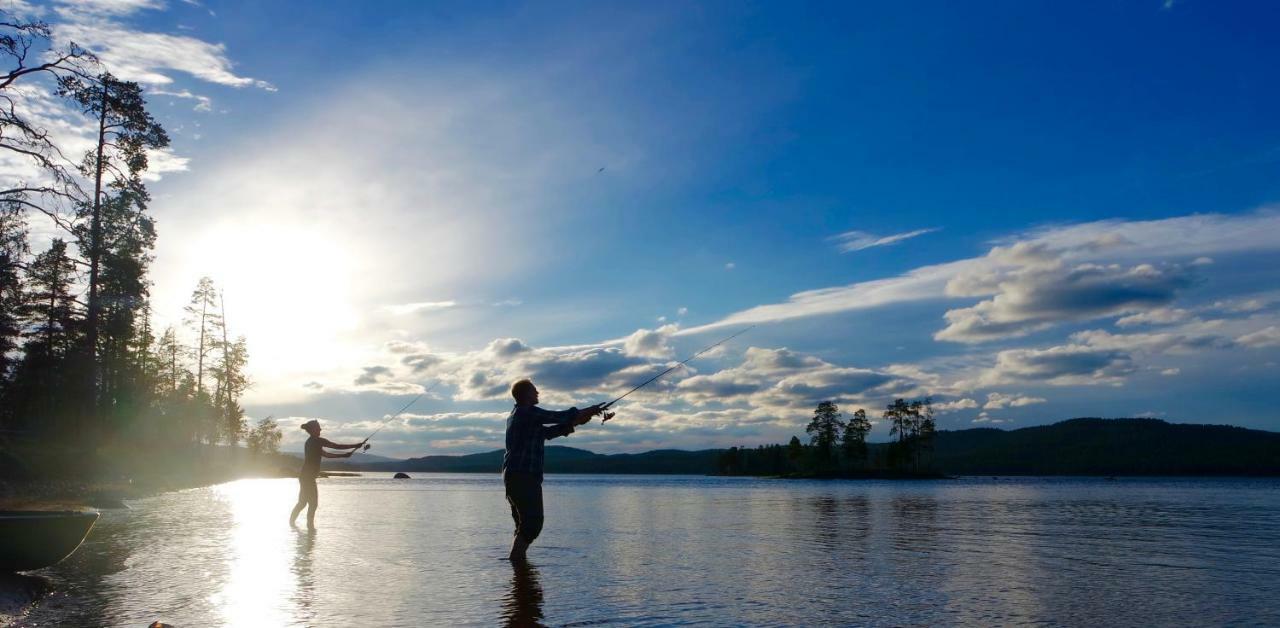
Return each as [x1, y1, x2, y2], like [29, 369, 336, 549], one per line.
[161, 220, 376, 401]
[213, 479, 299, 627]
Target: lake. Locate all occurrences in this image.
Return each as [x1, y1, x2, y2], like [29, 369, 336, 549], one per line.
[13, 474, 1280, 626]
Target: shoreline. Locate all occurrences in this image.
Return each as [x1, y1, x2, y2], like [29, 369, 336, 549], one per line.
[0, 468, 295, 511]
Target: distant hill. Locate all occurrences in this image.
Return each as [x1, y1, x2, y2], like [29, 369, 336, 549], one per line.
[284, 450, 405, 467]
[930, 418, 1280, 475]
[356, 446, 722, 474]
[344, 419, 1280, 476]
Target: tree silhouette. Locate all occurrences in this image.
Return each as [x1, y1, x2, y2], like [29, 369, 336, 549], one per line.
[0, 205, 25, 385]
[806, 401, 844, 471]
[8, 239, 80, 428]
[58, 73, 168, 408]
[787, 435, 804, 471]
[183, 277, 222, 399]
[246, 417, 282, 455]
[0, 14, 95, 233]
[213, 335, 250, 445]
[842, 408, 871, 469]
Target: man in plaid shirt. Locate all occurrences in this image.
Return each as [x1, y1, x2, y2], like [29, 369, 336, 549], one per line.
[503, 378, 605, 561]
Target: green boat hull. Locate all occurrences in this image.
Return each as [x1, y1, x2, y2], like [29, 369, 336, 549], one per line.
[0, 511, 99, 572]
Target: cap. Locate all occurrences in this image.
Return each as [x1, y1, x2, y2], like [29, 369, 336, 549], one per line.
[300, 419, 320, 431]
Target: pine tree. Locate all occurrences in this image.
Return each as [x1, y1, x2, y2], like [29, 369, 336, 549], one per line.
[916, 398, 936, 471]
[805, 401, 844, 471]
[22, 239, 79, 356]
[842, 408, 872, 469]
[787, 435, 804, 471]
[884, 398, 913, 469]
[0, 206, 26, 387]
[213, 335, 250, 445]
[183, 277, 222, 399]
[10, 239, 80, 429]
[58, 73, 168, 394]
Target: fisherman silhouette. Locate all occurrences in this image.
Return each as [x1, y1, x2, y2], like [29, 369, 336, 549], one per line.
[289, 420, 366, 530]
[502, 379, 603, 561]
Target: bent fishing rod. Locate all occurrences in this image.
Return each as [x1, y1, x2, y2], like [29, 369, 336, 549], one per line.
[599, 325, 754, 422]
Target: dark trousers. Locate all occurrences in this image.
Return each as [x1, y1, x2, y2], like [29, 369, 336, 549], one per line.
[504, 471, 544, 544]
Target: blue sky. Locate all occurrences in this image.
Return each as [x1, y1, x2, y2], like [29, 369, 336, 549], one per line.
[12, 0, 1280, 456]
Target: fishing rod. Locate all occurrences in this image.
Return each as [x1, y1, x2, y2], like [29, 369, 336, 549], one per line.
[356, 391, 426, 453]
[599, 325, 754, 422]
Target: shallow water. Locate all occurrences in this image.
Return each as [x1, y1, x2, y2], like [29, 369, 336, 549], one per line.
[15, 474, 1280, 626]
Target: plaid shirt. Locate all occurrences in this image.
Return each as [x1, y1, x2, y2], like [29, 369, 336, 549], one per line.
[502, 404, 577, 474]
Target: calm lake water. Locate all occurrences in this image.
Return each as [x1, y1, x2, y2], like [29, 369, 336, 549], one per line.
[13, 474, 1280, 626]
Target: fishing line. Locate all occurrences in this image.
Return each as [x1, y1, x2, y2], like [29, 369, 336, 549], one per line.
[599, 325, 754, 422]
[358, 385, 434, 452]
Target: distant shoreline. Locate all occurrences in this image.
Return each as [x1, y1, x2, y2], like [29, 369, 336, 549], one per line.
[339, 418, 1280, 477]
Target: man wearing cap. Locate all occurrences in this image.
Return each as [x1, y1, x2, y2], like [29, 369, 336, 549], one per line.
[504, 378, 606, 561]
[290, 419, 366, 530]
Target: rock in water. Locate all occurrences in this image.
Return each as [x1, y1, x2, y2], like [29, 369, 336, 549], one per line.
[393, 472, 411, 479]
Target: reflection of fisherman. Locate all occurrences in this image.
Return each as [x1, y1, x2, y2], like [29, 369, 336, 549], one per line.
[502, 560, 545, 627]
[289, 419, 366, 530]
[503, 379, 603, 561]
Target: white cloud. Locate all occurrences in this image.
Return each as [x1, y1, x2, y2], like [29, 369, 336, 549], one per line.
[385, 301, 458, 315]
[932, 398, 979, 413]
[1212, 297, 1272, 314]
[683, 210, 1280, 336]
[53, 0, 162, 17]
[151, 88, 213, 112]
[1116, 307, 1191, 327]
[1070, 328, 1234, 355]
[623, 324, 678, 359]
[975, 344, 1136, 387]
[54, 22, 272, 88]
[680, 258, 963, 335]
[676, 346, 921, 410]
[830, 227, 939, 253]
[984, 392, 1047, 409]
[972, 412, 1012, 425]
[1238, 326, 1280, 349]
[936, 260, 1193, 343]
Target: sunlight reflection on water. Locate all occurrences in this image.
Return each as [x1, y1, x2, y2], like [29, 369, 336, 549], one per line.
[213, 480, 299, 627]
[17, 475, 1280, 627]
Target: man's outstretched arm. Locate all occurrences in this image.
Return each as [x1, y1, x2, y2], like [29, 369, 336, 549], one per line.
[543, 421, 575, 441]
[320, 437, 367, 450]
[542, 405, 602, 440]
[522, 405, 580, 426]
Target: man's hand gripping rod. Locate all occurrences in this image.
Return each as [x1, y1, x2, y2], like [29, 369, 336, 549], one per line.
[598, 325, 755, 423]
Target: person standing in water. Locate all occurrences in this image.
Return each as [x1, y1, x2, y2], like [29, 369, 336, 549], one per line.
[290, 419, 366, 530]
[503, 379, 605, 561]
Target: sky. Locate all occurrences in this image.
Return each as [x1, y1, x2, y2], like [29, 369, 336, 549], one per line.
[6, 0, 1280, 457]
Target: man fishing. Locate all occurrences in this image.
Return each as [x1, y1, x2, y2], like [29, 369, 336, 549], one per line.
[503, 379, 605, 560]
[290, 419, 366, 530]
